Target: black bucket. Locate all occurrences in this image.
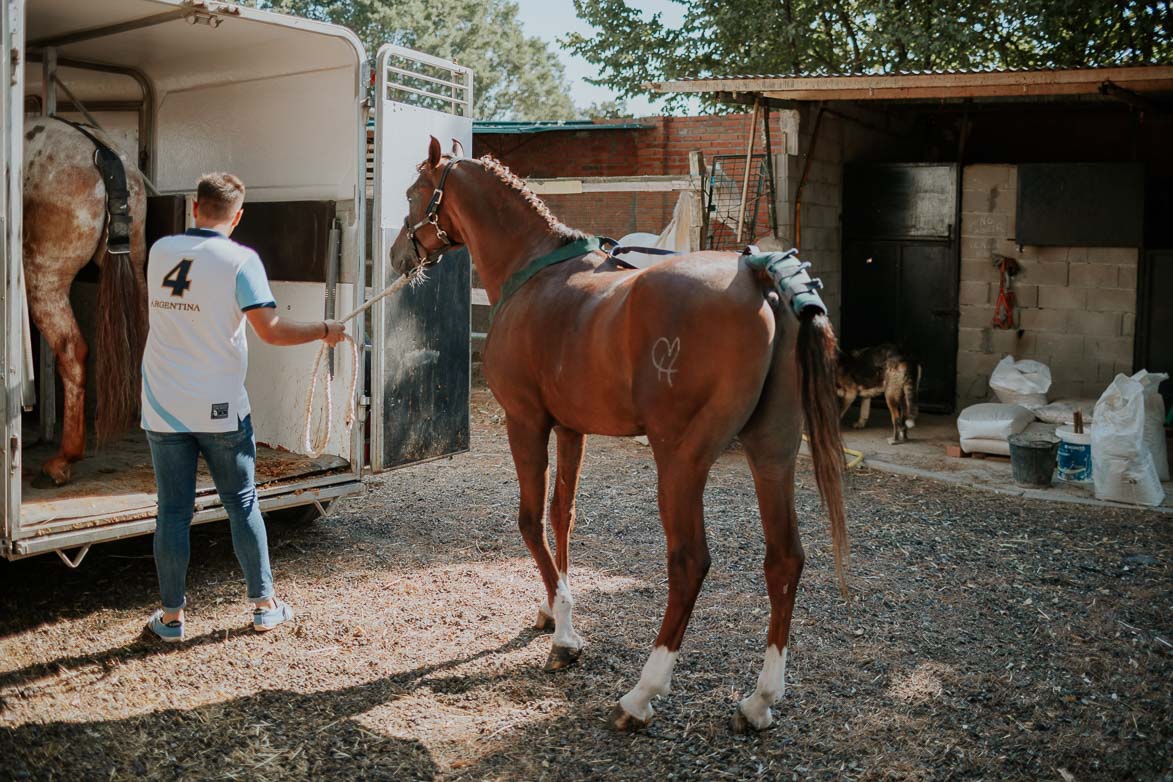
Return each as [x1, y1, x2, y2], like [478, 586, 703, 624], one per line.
[1007, 433, 1059, 487]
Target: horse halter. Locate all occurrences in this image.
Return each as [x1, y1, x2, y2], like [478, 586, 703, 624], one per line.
[405, 158, 461, 266]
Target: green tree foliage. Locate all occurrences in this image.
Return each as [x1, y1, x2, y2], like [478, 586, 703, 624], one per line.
[252, 0, 577, 120]
[566, 0, 1171, 110]
[578, 99, 633, 118]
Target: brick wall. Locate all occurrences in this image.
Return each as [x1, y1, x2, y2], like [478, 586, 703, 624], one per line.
[474, 114, 767, 240]
[957, 164, 1137, 407]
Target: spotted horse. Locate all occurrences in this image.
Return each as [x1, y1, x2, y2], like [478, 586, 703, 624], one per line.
[22, 117, 148, 486]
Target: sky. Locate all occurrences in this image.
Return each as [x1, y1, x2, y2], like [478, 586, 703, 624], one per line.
[510, 0, 685, 117]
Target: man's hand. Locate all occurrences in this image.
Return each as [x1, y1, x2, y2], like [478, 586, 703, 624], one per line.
[322, 320, 346, 346]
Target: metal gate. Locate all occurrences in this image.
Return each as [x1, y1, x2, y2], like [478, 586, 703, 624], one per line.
[704, 153, 772, 250]
[371, 46, 474, 471]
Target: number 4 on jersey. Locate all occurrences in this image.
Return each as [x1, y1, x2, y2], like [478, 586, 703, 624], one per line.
[163, 259, 194, 297]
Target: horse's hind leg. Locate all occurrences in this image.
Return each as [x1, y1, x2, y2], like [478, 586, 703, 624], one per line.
[540, 426, 587, 669]
[612, 455, 711, 730]
[26, 278, 88, 486]
[733, 374, 805, 732]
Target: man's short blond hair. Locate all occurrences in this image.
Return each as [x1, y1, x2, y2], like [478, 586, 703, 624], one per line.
[196, 172, 245, 220]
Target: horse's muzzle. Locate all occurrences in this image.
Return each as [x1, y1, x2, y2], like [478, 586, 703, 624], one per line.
[388, 225, 420, 275]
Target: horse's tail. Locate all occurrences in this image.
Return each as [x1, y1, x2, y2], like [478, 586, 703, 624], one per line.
[94, 221, 147, 446]
[797, 310, 849, 598]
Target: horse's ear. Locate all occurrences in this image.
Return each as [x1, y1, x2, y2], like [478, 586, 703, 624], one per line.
[427, 136, 443, 168]
[451, 138, 465, 159]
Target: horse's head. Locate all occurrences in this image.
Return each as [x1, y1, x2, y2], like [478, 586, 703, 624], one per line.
[389, 136, 467, 276]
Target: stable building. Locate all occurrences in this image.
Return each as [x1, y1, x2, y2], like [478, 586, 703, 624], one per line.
[651, 66, 1173, 413]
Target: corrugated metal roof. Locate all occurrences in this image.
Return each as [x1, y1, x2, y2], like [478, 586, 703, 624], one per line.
[657, 65, 1151, 81]
[649, 65, 1173, 101]
[473, 120, 649, 134]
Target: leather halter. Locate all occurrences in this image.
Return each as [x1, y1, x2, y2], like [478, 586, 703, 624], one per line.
[405, 158, 460, 266]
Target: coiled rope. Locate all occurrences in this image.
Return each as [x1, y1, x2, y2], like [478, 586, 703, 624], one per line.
[301, 271, 421, 457]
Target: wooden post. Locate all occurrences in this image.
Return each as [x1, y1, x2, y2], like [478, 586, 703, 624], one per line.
[735, 98, 760, 244]
[688, 151, 706, 252]
[761, 103, 778, 239]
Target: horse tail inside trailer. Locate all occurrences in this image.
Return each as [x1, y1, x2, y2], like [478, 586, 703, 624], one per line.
[94, 225, 147, 446]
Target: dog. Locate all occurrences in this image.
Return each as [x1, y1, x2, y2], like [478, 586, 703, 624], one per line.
[836, 344, 921, 444]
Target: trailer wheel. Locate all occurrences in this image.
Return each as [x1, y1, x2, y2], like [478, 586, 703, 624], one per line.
[266, 500, 333, 527]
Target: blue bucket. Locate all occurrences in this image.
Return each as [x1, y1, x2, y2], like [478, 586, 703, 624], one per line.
[1056, 426, 1092, 483]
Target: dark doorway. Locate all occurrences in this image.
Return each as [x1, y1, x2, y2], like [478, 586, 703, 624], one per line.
[842, 164, 959, 412]
[1137, 176, 1173, 410]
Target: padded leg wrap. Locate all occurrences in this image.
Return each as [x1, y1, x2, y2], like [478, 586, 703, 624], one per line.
[744, 249, 826, 318]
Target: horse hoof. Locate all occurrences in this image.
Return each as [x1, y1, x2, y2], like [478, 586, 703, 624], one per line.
[35, 463, 70, 488]
[609, 703, 650, 732]
[543, 644, 581, 672]
[534, 610, 555, 633]
[731, 709, 769, 734]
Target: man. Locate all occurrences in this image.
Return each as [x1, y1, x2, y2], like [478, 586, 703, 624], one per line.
[143, 172, 345, 642]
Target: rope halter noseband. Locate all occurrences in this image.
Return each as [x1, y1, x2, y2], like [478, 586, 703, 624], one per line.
[405, 158, 461, 266]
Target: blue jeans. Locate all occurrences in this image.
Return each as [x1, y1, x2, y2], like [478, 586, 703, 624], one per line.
[146, 415, 274, 611]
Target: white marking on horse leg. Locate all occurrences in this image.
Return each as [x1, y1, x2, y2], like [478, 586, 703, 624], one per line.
[551, 576, 583, 650]
[618, 646, 678, 722]
[738, 645, 787, 730]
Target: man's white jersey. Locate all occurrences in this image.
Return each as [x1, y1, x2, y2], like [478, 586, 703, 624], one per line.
[141, 228, 276, 433]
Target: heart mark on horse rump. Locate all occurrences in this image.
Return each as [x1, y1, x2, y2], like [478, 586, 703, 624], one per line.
[652, 337, 681, 387]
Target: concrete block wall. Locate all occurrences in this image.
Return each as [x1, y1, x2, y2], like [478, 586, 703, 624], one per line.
[957, 164, 1138, 408]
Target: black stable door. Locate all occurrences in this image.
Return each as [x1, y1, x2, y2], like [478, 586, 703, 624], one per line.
[842, 164, 959, 412]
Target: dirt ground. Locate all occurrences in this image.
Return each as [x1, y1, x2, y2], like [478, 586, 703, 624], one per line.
[1, 389, 1170, 781]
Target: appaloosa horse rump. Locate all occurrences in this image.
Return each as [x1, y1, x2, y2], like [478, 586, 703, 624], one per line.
[23, 117, 148, 485]
[390, 138, 848, 733]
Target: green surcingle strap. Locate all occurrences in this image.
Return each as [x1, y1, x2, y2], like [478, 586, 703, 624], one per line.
[744, 249, 827, 318]
[490, 236, 602, 324]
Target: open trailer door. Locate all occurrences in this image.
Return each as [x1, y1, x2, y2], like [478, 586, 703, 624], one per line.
[2, 0, 26, 549]
[371, 46, 473, 471]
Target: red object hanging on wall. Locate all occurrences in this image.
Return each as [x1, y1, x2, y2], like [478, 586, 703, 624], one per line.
[991, 254, 1020, 329]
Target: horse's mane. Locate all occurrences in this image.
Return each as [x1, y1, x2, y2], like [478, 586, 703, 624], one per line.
[474, 156, 587, 241]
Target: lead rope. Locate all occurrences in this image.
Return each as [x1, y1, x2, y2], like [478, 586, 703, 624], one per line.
[301, 271, 420, 457]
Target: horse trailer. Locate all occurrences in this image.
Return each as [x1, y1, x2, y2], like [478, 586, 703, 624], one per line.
[1, 0, 473, 564]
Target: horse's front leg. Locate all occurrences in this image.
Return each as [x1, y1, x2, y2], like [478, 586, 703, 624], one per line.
[612, 455, 711, 730]
[505, 416, 564, 664]
[539, 426, 587, 670]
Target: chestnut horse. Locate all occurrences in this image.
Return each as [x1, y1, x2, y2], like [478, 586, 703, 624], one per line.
[390, 138, 847, 732]
[23, 117, 148, 485]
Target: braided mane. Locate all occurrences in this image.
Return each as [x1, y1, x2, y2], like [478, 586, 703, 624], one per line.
[476, 156, 587, 240]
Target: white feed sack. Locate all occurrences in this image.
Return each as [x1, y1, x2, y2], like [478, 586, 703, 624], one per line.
[1091, 374, 1165, 507]
[989, 356, 1052, 410]
[957, 403, 1036, 456]
[1034, 399, 1096, 427]
[1131, 370, 1170, 482]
